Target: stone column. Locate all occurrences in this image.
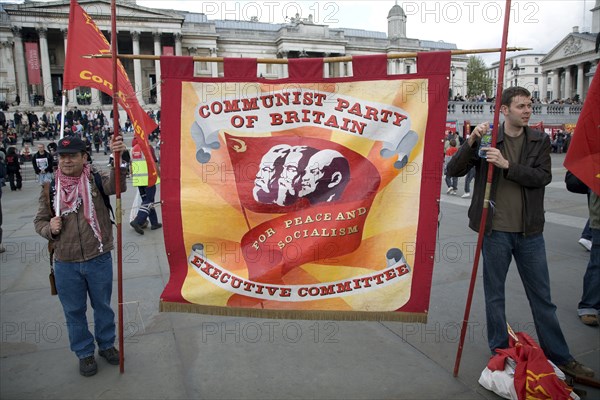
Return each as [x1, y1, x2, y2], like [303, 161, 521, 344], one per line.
[11, 27, 30, 106]
[174, 33, 182, 56]
[540, 72, 547, 101]
[37, 27, 54, 107]
[590, 61, 599, 89]
[153, 32, 162, 105]
[62, 28, 68, 56]
[278, 51, 288, 78]
[552, 68, 560, 101]
[576, 63, 585, 101]
[1, 40, 17, 104]
[131, 31, 145, 106]
[323, 52, 330, 78]
[187, 46, 197, 76]
[564, 66, 572, 100]
[347, 60, 353, 77]
[210, 47, 218, 78]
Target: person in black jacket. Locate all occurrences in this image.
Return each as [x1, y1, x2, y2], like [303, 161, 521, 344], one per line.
[446, 86, 594, 378]
[5, 146, 21, 191]
[32, 144, 53, 185]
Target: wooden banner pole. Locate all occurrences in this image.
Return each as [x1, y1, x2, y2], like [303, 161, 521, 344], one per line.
[84, 47, 530, 64]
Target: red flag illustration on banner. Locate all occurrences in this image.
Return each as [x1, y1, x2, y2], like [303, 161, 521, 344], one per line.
[24, 42, 41, 85]
[225, 134, 381, 285]
[63, 0, 159, 186]
[564, 67, 600, 195]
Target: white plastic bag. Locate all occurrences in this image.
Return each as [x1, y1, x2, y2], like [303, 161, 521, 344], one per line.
[478, 357, 518, 400]
[479, 358, 579, 400]
[129, 189, 141, 223]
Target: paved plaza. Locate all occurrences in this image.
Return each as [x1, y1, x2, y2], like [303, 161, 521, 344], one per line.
[1, 147, 598, 400]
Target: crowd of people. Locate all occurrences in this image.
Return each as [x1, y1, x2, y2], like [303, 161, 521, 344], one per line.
[0, 106, 162, 186]
[451, 92, 583, 106]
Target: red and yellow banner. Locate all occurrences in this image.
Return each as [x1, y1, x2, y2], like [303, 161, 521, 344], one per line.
[63, 0, 158, 186]
[159, 53, 449, 321]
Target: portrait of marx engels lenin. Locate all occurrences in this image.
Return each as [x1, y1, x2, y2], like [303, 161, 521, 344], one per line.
[252, 144, 292, 204]
[252, 145, 351, 206]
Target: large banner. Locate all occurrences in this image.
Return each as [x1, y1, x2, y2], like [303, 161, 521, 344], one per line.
[159, 53, 449, 321]
[25, 42, 41, 85]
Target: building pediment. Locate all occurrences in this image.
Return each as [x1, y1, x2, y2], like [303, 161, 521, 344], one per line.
[2, 0, 184, 23]
[540, 33, 597, 65]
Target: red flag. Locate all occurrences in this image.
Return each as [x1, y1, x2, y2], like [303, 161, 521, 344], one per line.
[63, 0, 159, 186]
[224, 134, 381, 284]
[25, 42, 41, 85]
[488, 332, 574, 400]
[564, 68, 600, 195]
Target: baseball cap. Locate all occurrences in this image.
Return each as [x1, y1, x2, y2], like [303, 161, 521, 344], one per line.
[57, 136, 86, 154]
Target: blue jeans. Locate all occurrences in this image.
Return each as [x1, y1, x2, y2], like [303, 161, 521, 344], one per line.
[578, 228, 600, 316]
[482, 231, 572, 364]
[464, 168, 476, 194]
[134, 185, 158, 226]
[54, 251, 116, 359]
[581, 219, 591, 241]
[444, 174, 457, 190]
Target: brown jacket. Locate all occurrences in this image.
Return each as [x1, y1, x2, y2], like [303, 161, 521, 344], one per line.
[34, 167, 127, 262]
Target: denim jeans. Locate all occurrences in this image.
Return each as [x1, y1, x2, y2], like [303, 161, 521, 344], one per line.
[581, 219, 591, 241]
[444, 174, 457, 190]
[54, 251, 116, 359]
[464, 168, 476, 194]
[482, 231, 572, 364]
[578, 228, 600, 316]
[134, 185, 158, 226]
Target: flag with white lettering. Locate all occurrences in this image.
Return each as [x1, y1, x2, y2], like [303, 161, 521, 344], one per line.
[159, 53, 450, 321]
[63, 0, 159, 186]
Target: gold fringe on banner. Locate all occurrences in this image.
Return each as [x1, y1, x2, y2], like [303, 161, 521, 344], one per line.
[159, 300, 427, 323]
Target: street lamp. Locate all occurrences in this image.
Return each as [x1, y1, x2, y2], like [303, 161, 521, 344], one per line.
[450, 65, 456, 100]
[512, 62, 521, 86]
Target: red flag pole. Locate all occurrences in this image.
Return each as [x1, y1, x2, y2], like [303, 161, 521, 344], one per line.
[453, 0, 513, 377]
[110, 0, 124, 373]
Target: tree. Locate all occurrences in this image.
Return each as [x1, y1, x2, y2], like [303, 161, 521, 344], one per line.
[467, 56, 494, 98]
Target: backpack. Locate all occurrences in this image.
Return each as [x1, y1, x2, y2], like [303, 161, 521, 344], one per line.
[564, 171, 588, 194]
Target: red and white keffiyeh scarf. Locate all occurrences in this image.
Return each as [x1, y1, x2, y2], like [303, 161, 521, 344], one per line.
[54, 164, 103, 251]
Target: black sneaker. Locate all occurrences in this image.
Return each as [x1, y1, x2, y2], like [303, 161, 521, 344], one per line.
[130, 221, 144, 235]
[151, 223, 162, 230]
[98, 347, 120, 365]
[558, 359, 595, 378]
[79, 355, 98, 376]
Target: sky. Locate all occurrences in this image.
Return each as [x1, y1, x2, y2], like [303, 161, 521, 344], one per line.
[3, 0, 595, 65]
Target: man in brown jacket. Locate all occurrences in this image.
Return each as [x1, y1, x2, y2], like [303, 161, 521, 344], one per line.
[34, 135, 127, 377]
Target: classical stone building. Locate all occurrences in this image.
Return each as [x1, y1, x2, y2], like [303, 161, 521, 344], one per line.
[539, 26, 599, 102]
[0, 0, 465, 111]
[487, 54, 547, 100]
[537, 0, 600, 102]
[485, 2, 599, 103]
